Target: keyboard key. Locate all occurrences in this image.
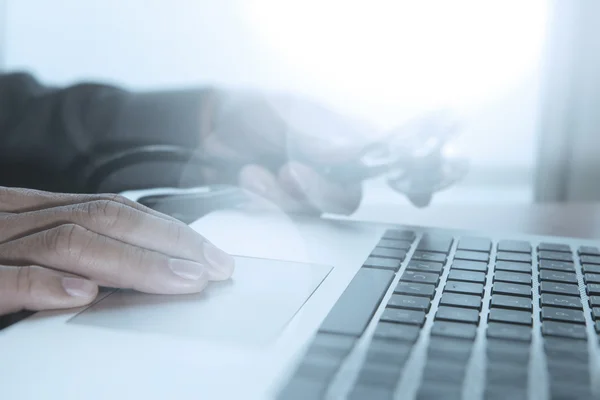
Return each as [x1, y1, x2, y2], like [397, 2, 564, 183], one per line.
[309, 334, 357, 357]
[354, 363, 402, 389]
[551, 348, 588, 366]
[539, 270, 578, 284]
[311, 333, 356, 349]
[417, 235, 453, 254]
[295, 353, 342, 380]
[494, 271, 532, 285]
[541, 307, 585, 324]
[580, 255, 600, 265]
[277, 377, 329, 400]
[415, 385, 463, 400]
[383, 229, 415, 241]
[547, 358, 590, 374]
[497, 240, 531, 253]
[451, 260, 488, 272]
[363, 340, 412, 369]
[584, 273, 600, 284]
[487, 339, 531, 363]
[435, 306, 480, 324]
[388, 295, 431, 312]
[406, 260, 444, 274]
[347, 386, 394, 400]
[491, 295, 532, 311]
[319, 268, 394, 336]
[496, 252, 532, 263]
[547, 346, 588, 364]
[542, 321, 587, 340]
[363, 257, 402, 271]
[370, 247, 407, 260]
[394, 282, 436, 298]
[487, 364, 529, 387]
[484, 387, 527, 400]
[588, 284, 600, 295]
[427, 338, 473, 362]
[377, 239, 412, 251]
[454, 250, 489, 262]
[492, 282, 532, 298]
[364, 347, 410, 368]
[411, 251, 446, 264]
[457, 236, 492, 252]
[579, 246, 600, 256]
[541, 294, 582, 310]
[494, 261, 532, 273]
[539, 281, 580, 297]
[373, 322, 421, 343]
[447, 270, 486, 284]
[583, 264, 600, 274]
[547, 360, 590, 384]
[549, 348, 588, 367]
[539, 259, 575, 272]
[431, 321, 477, 340]
[591, 308, 600, 320]
[487, 322, 532, 342]
[539, 251, 573, 262]
[304, 344, 354, 363]
[400, 271, 439, 285]
[380, 308, 426, 326]
[538, 243, 571, 253]
[444, 281, 485, 296]
[439, 293, 482, 309]
[488, 308, 532, 326]
[589, 296, 600, 307]
[596, 321, 600, 333]
[544, 337, 588, 353]
[548, 385, 593, 400]
[421, 361, 467, 383]
[368, 339, 413, 361]
[545, 341, 588, 364]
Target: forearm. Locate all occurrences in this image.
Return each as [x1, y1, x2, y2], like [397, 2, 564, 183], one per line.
[0, 72, 213, 193]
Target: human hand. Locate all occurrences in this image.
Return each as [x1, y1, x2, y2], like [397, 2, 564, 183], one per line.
[0, 187, 234, 317]
[198, 90, 375, 215]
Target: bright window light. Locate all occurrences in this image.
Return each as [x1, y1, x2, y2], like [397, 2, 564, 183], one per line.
[241, 0, 549, 127]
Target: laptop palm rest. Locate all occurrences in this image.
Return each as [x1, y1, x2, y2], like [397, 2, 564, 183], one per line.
[68, 256, 331, 346]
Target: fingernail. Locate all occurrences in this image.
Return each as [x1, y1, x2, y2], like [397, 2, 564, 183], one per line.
[168, 259, 208, 280]
[62, 277, 96, 298]
[203, 242, 235, 278]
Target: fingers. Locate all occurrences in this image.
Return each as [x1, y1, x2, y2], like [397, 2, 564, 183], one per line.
[0, 224, 218, 294]
[238, 163, 362, 215]
[286, 162, 362, 215]
[238, 164, 319, 214]
[280, 162, 362, 215]
[0, 265, 98, 316]
[0, 200, 234, 280]
[0, 186, 178, 222]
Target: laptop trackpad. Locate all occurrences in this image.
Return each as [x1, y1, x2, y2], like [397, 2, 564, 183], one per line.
[68, 256, 331, 346]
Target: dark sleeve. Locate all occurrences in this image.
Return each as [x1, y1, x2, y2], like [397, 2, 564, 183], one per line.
[0, 72, 212, 193]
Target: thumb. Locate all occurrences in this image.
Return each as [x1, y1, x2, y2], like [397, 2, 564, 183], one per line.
[0, 265, 98, 316]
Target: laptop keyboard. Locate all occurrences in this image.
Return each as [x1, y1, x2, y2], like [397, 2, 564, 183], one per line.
[277, 229, 600, 400]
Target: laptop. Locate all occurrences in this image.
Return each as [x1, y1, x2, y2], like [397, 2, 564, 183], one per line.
[1, 190, 599, 400]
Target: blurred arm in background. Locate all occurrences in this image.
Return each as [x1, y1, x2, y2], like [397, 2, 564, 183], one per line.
[0, 72, 363, 215]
